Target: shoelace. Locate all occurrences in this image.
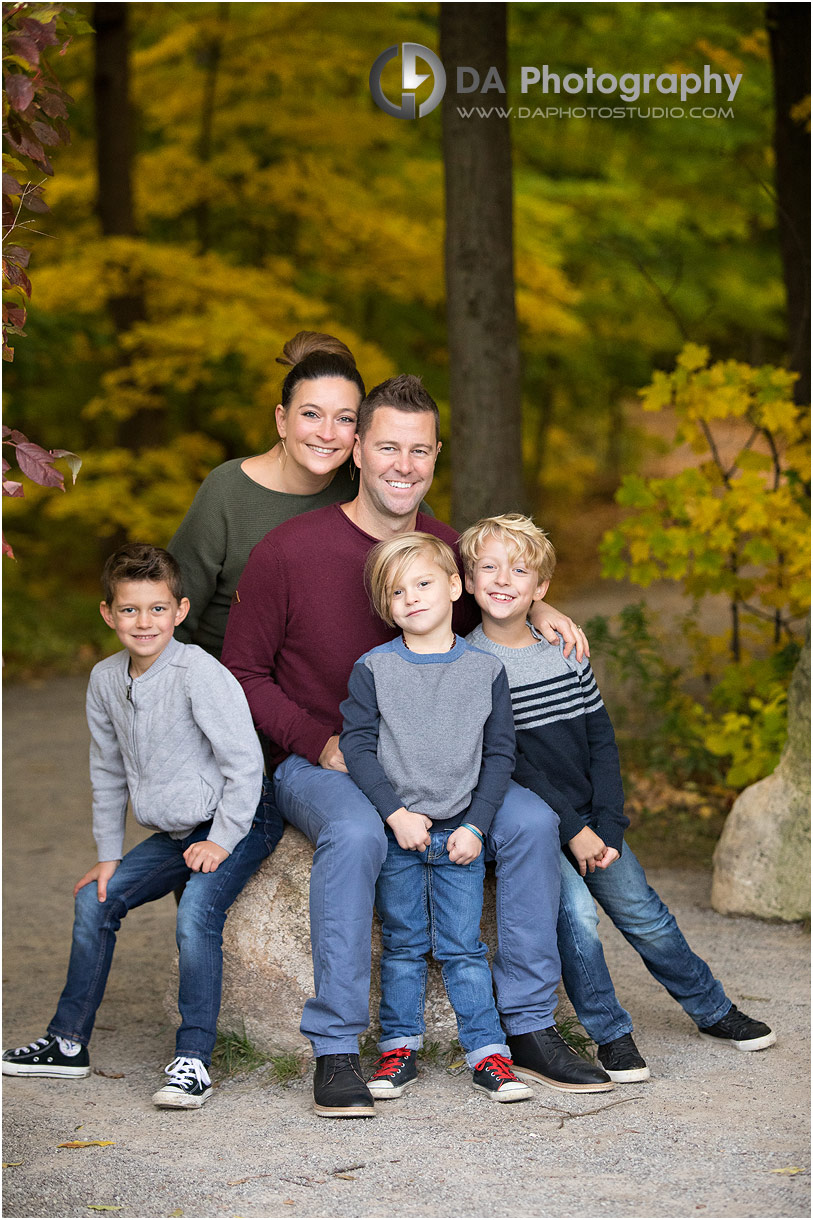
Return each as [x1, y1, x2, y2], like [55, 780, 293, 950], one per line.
[718, 1005, 758, 1036]
[474, 1053, 516, 1081]
[370, 1048, 412, 1080]
[164, 1056, 210, 1089]
[10, 1037, 51, 1057]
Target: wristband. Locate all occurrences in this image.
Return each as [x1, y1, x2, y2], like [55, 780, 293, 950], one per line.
[461, 823, 484, 844]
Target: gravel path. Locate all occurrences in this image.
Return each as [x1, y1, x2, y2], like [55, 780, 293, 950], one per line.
[3, 675, 810, 1219]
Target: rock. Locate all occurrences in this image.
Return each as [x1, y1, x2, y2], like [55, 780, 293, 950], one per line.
[711, 627, 810, 921]
[197, 827, 498, 1055]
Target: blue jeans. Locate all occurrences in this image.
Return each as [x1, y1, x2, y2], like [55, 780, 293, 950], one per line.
[48, 778, 283, 1065]
[557, 845, 731, 1045]
[274, 755, 561, 1054]
[376, 827, 508, 1068]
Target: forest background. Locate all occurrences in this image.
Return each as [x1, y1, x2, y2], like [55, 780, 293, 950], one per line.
[3, 1, 810, 863]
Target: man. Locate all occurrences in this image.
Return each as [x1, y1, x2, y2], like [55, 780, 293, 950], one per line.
[222, 375, 610, 1116]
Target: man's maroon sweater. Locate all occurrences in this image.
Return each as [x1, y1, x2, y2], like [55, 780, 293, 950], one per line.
[221, 503, 477, 772]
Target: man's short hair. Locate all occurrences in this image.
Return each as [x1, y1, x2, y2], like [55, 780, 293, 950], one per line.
[458, 513, 556, 583]
[101, 543, 184, 605]
[356, 374, 440, 442]
[366, 532, 459, 628]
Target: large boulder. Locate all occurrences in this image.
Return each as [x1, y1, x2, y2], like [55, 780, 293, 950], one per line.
[711, 628, 810, 921]
[214, 827, 499, 1055]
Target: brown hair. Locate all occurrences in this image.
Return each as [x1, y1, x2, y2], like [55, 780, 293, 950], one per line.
[101, 543, 184, 605]
[458, 513, 557, 583]
[356, 373, 440, 442]
[276, 331, 365, 410]
[365, 532, 459, 627]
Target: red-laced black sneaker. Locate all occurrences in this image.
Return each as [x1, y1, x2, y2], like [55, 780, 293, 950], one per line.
[472, 1053, 532, 1103]
[367, 1047, 417, 1098]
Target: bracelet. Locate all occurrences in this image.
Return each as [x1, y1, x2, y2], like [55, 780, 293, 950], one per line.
[461, 822, 484, 844]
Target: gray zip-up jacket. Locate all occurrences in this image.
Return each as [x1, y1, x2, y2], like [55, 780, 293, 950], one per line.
[86, 636, 263, 862]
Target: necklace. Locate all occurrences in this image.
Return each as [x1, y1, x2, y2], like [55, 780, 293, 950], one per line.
[402, 633, 456, 652]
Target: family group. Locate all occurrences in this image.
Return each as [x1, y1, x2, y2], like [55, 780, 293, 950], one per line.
[3, 333, 775, 1116]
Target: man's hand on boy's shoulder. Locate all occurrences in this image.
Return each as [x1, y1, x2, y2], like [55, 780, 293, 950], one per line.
[74, 859, 120, 902]
[529, 601, 589, 661]
[184, 839, 229, 873]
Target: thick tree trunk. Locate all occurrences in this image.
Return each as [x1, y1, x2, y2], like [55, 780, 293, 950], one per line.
[441, 3, 524, 529]
[766, 3, 810, 405]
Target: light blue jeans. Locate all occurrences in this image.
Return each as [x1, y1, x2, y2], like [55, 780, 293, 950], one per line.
[557, 845, 730, 1045]
[273, 754, 562, 1055]
[49, 778, 282, 1064]
[376, 826, 508, 1068]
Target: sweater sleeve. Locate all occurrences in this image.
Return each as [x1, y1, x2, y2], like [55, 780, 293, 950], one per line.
[584, 697, 628, 854]
[86, 676, 129, 862]
[340, 661, 404, 821]
[512, 749, 586, 847]
[167, 472, 228, 647]
[463, 666, 516, 837]
[184, 658, 264, 854]
[221, 540, 336, 763]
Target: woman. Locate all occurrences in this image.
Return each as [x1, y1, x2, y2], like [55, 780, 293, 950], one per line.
[168, 331, 365, 659]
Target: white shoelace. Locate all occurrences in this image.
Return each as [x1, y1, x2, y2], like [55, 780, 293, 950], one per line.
[163, 1055, 211, 1089]
[11, 1037, 51, 1056]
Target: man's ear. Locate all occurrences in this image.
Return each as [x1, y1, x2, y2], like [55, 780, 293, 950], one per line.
[533, 579, 550, 602]
[99, 601, 115, 629]
[175, 597, 191, 626]
[352, 433, 362, 470]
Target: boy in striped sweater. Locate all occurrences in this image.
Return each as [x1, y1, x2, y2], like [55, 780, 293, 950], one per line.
[459, 514, 775, 1083]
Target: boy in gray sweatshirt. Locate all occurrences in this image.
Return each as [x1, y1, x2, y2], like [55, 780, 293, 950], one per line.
[340, 532, 532, 1104]
[2, 544, 274, 1108]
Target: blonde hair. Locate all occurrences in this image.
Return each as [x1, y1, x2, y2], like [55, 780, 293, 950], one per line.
[366, 532, 459, 628]
[458, 513, 556, 583]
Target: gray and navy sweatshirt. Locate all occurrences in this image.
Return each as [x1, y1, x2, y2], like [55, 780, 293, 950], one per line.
[467, 624, 628, 854]
[339, 635, 515, 837]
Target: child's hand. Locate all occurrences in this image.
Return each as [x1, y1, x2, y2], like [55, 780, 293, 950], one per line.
[386, 808, 432, 851]
[74, 860, 120, 902]
[447, 826, 482, 866]
[568, 826, 610, 876]
[184, 839, 229, 873]
[594, 845, 620, 870]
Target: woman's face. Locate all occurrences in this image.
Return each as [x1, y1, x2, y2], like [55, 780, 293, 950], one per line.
[275, 376, 361, 477]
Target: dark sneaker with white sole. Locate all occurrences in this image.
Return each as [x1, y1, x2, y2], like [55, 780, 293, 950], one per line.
[367, 1047, 417, 1098]
[313, 1053, 375, 1117]
[2, 1035, 90, 1078]
[697, 1004, 776, 1051]
[472, 1053, 533, 1102]
[152, 1056, 213, 1108]
[597, 1034, 651, 1082]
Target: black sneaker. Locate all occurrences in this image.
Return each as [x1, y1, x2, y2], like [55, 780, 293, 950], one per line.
[472, 1053, 533, 1103]
[597, 1034, 650, 1082]
[152, 1056, 213, 1108]
[2, 1035, 90, 1078]
[367, 1047, 417, 1098]
[698, 1004, 776, 1051]
[508, 1027, 613, 1092]
[313, 1054, 375, 1117]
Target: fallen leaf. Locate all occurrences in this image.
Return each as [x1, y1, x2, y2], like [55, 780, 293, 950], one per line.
[93, 1069, 125, 1079]
[770, 1166, 807, 1175]
[283, 1201, 295, 1206]
[58, 1141, 115, 1149]
[2, 1162, 23, 1168]
[334, 1174, 356, 1180]
[169, 1211, 183, 1217]
[86, 1208, 122, 1212]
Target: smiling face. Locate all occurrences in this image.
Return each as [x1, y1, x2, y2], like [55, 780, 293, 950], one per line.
[275, 376, 361, 479]
[100, 579, 189, 675]
[353, 407, 440, 532]
[389, 550, 462, 650]
[465, 534, 549, 630]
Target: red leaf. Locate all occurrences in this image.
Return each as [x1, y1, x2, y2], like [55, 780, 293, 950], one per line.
[3, 304, 27, 327]
[2, 174, 23, 195]
[13, 441, 65, 489]
[3, 247, 31, 268]
[37, 89, 69, 119]
[2, 262, 33, 298]
[4, 33, 41, 65]
[20, 17, 59, 47]
[3, 479, 24, 497]
[3, 427, 30, 443]
[20, 190, 50, 215]
[31, 121, 62, 148]
[3, 533, 16, 560]
[5, 74, 35, 114]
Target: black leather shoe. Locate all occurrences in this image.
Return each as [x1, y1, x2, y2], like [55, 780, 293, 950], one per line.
[507, 1027, 614, 1092]
[313, 1054, 376, 1117]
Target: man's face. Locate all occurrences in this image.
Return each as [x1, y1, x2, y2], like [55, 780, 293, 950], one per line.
[354, 407, 440, 524]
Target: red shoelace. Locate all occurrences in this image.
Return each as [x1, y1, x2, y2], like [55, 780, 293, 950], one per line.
[473, 1053, 516, 1080]
[370, 1048, 412, 1079]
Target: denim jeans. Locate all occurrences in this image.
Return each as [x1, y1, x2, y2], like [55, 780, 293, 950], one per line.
[557, 844, 731, 1045]
[48, 777, 283, 1064]
[274, 754, 562, 1054]
[376, 827, 508, 1068]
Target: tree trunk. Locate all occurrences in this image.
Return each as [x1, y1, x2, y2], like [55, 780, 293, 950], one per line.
[766, 3, 810, 405]
[441, 3, 524, 529]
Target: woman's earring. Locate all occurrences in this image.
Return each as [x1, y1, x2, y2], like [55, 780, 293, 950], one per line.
[278, 439, 288, 468]
[349, 459, 356, 482]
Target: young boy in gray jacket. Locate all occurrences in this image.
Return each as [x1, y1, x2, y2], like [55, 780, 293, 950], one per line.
[2, 544, 275, 1108]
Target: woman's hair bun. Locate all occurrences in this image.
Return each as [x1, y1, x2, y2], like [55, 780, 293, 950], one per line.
[276, 331, 357, 369]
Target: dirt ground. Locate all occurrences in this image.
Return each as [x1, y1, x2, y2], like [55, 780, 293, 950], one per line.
[2, 674, 810, 1220]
